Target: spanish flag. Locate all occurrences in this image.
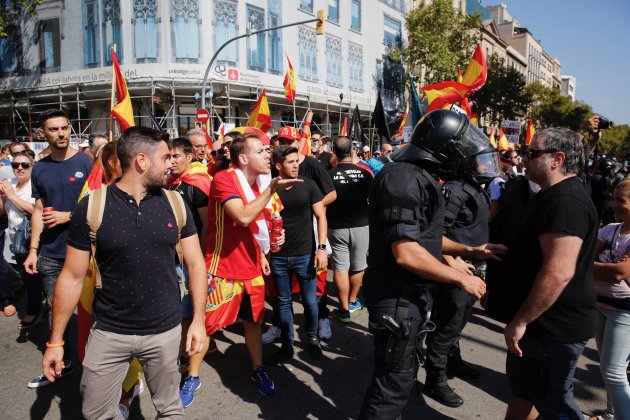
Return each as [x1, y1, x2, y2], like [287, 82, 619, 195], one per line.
[340, 117, 348, 137]
[110, 50, 135, 131]
[498, 128, 510, 151]
[489, 127, 497, 148]
[246, 89, 272, 133]
[526, 119, 536, 145]
[461, 43, 487, 92]
[457, 67, 473, 118]
[397, 100, 409, 137]
[283, 53, 297, 103]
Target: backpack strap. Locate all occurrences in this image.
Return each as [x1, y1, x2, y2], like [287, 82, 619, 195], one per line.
[86, 186, 108, 289]
[163, 189, 188, 295]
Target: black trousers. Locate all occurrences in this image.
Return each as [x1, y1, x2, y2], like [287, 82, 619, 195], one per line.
[359, 280, 431, 420]
[425, 283, 475, 377]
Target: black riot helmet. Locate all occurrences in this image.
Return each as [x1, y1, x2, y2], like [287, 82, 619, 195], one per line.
[596, 158, 616, 178]
[391, 109, 501, 183]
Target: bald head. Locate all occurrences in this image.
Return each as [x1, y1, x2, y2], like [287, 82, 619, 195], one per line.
[333, 137, 352, 160]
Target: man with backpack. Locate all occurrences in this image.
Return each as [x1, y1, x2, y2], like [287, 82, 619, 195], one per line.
[41, 127, 208, 419]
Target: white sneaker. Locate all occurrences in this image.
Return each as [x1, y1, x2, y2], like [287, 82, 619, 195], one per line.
[261, 325, 281, 344]
[118, 404, 130, 420]
[318, 318, 332, 340]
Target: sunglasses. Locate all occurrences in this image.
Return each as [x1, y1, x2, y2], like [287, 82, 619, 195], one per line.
[524, 148, 558, 160]
[11, 162, 33, 169]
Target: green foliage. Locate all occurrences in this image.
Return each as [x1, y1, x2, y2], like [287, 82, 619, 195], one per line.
[525, 82, 592, 131]
[599, 124, 630, 156]
[0, 0, 40, 37]
[472, 54, 531, 127]
[401, 0, 483, 84]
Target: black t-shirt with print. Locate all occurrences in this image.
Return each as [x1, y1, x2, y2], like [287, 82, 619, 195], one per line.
[327, 162, 373, 229]
[275, 176, 323, 257]
[488, 176, 598, 343]
[68, 184, 197, 335]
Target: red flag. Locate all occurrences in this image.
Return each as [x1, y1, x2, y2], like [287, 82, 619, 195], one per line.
[340, 117, 348, 137]
[246, 89, 272, 133]
[110, 50, 135, 131]
[283, 53, 297, 103]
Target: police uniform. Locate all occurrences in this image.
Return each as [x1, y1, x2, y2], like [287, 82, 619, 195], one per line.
[425, 179, 489, 384]
[359, 162, 444, 419]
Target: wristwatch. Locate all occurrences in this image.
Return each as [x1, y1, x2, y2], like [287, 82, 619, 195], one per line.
[317, 244, 327, 251]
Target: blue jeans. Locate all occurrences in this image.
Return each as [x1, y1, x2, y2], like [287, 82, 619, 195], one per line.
[270, 254, 318, 345]
[595, 306, 630, 418]
[506, 333, 586, 420]
[37, 255, 65, 303]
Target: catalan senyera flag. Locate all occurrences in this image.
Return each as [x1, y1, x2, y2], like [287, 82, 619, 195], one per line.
[246, 89, 272, 133]
[526, 119, 536, 145]
[340, 117, 348, 137]
[110, 50, 135, 131]
[489, 127, 497, 148]
[77, 164, 142, 394]
[498, 128, 510, 151]
[283, 53, 297, 103]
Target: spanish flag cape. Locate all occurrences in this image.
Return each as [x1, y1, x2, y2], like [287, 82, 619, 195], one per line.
[167, 162, 213, 196]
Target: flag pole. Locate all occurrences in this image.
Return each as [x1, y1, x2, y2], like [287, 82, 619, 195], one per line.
[109, 44, 117, 142]
[292, 99, 297, 127]
[338, 93, 343, 135]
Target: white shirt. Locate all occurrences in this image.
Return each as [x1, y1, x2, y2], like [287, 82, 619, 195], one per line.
[3, 179, 34, 263]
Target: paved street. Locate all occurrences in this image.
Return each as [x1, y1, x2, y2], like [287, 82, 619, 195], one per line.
[0, 272, 608, 420]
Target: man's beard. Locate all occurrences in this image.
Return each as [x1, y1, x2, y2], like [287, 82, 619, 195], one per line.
[144, 168, 167, 191]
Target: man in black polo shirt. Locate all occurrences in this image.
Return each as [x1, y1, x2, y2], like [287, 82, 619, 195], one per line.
[41, 127, 207, 419]
[486, 127, 598, 419]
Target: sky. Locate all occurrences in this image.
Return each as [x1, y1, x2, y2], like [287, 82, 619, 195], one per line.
[482, 0, 630, 125]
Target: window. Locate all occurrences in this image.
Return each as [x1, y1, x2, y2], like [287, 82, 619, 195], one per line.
[298, 26, 317, 82]
[133, 0, 158, 63]
[214, 0, 238, 66]
[246, 4, 265, 71]
[326, 35, 342, 88]
[328, 0, 339, 23]
[375, 59, 383, 89]
[83, 0, 99, 67]
[39, 19, 61, 72]
[103, 0, 123, 64]
[299, 0, 313, 13]
[0, 25, 21, 75]
[379, 0, 404, 12]
[268, 0, 282, 75]
[173, 0, 200, 63]
[351, 0, 361, 32]
[348, 43, 363, 92]
[383, 16, 401, 48]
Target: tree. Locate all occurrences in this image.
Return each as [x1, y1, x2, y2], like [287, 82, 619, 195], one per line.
[472, 54, 531, 127]
[599, 124, 630, 156]
[400, 0, 483, 84]
[0, 0, 41, 37]
[525, 82, 592, 130]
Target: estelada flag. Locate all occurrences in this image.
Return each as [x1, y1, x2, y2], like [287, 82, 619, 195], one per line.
[110, 50, 135, 131]
[526, 119, 536, 145]
[498, 128, 510, 151]
[283, 53, 296, 103]
[246, 89, 272, 133]
[340, 117, 348, 137]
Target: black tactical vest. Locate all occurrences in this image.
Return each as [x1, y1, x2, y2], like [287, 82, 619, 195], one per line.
[442, 179, 490, 247]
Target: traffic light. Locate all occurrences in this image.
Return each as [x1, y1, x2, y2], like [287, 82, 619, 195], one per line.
[316, 9, 326, 35]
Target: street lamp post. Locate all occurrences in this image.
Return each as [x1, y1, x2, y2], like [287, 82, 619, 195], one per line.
[201, 14, 325, 110]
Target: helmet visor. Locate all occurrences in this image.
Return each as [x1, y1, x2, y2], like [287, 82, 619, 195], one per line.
[454, 122, 495, 158]
[467, 151, 503, 181]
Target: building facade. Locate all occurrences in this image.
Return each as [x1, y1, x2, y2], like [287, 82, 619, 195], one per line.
[0, 0, 408, 141]
[561, 75, 576, 101]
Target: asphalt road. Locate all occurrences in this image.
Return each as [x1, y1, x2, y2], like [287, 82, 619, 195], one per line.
[0, 271, 608, 420]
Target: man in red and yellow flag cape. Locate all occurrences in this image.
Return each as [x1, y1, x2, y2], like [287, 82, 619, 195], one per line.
[246, 89, 272, 133]
[110, 50, 135, 131]
[283, 53, 297, 103]
[204, 133, 300, 393]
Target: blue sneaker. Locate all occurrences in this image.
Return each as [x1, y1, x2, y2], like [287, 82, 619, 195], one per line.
[251, 366, 275, 396]
[180, 375, 201, 408]
[348, 298, 364, 313]
[332, 309, 351, 323]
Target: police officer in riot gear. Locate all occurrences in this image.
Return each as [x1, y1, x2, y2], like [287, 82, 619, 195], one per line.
[359, 110, 498, 419]
[423, 143, 503, 407]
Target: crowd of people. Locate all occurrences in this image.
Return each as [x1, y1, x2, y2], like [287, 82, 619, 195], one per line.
[0, 108, 627, 420]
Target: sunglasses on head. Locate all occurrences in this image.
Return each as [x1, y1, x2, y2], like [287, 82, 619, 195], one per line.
[524, 148, 558, 160]
[11, 162, 32, 169]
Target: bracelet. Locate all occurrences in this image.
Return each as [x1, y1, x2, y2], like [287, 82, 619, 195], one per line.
[30, 246, 38, 250]
[46, 340, 65, 348]
[304, 121, 311, 127]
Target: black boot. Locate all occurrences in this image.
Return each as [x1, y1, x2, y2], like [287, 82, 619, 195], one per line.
[446, 355, 480, 380]
[422, 373, 464, 408]
[264, 344, 294, 366]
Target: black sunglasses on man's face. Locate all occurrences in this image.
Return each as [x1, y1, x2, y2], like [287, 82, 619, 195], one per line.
[524, 148, 558, 160]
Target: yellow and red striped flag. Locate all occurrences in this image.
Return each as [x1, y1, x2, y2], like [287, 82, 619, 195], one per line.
[283, 53, 297, 103]
[397, 100, 409, 136]
[470, 114, 479, 126]
[498, 128, 510, 151]
[461, 43, 487, 92]
[246, 89, 272, 133]
[110, 50, 135, 131]
[457, 67, 473, 118]
[340, 117, 348, 137]
[526, 119, 536, 145]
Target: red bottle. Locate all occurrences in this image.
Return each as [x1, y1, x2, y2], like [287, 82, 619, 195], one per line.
[269, 215, 283, 253]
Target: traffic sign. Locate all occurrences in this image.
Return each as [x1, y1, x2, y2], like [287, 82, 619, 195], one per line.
[196, 108, 210, 123]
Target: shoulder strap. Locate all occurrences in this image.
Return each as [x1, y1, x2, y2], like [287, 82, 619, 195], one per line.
[163, 189, 188, 294]
[86, 186, 108, 289]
